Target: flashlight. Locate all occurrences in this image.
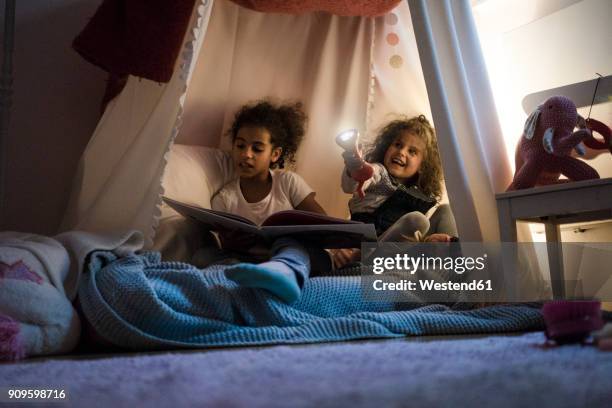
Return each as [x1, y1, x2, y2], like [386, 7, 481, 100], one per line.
[335, 129, 373, 199]
[335, 129, 359, 151]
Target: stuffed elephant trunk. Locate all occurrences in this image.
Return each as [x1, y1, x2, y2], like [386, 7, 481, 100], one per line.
[544, 127, 591, 157]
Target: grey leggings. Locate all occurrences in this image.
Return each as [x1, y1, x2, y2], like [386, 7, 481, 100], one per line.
[378, 204, 457, 241]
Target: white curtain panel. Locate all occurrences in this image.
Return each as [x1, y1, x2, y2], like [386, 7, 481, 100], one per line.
[60, 0, 215, 246]
[409, 0, 549, 298]
[408, 0, 512, 242]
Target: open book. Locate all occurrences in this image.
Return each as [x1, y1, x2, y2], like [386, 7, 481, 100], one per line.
[163, 197, 377, 248]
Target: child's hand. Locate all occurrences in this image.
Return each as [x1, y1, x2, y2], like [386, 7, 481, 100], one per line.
[424, 233, 452, 243]
[330, 248, 360, 269]
[342, 151, 365, 173]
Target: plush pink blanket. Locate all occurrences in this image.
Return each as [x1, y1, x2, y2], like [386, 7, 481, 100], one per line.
[0, 230, 143, 361]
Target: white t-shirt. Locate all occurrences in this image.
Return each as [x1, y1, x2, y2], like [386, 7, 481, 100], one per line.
[211, 170, 314, 225]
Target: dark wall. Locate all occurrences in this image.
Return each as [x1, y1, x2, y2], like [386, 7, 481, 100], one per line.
[1, 0, 107, 234]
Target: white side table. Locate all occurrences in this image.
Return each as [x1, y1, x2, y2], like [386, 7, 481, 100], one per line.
[495, 178, 612, 299]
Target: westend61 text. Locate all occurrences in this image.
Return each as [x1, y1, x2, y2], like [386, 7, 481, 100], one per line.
[372, 279, 493, 291]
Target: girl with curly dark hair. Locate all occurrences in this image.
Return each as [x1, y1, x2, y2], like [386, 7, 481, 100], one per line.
[340, 115, 457, 246]
[227, 100, 305, 171]
[211, 100, 326, 303]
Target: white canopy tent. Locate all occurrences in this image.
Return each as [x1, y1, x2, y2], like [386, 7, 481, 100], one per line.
[61, 0, 513, 249]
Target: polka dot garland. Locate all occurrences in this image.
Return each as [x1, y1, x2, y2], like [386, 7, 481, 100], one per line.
[386, 12, 402, 68]
[385, 12, 398, 25]
[386, 33, 399, 46]
[389, 55, 403, 68]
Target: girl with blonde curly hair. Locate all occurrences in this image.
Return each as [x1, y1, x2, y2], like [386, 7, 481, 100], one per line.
[340, 115, 457, 247]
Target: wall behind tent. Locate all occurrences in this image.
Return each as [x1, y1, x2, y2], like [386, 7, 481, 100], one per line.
[1, 0, 106, 234]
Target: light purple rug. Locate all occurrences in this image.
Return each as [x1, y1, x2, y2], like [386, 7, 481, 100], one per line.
[1, 332, 610, 407]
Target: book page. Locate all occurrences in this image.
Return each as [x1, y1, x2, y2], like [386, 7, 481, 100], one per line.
[163, 197, 260, 234]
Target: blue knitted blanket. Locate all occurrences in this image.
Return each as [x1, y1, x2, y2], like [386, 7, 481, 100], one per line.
[79, 251, 544, 349]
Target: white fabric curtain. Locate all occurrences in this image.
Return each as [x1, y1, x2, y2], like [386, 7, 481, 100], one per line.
[60, 0, 214, 246]
[408, 0, 549, 298]
[408, 0, 512, 242]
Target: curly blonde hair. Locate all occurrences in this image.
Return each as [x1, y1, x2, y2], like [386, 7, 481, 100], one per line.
[365, 115, 443, 201]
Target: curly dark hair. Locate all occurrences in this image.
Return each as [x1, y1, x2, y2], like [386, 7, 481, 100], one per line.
[228, 100, 307, 169]
[365, 115, 443, 200]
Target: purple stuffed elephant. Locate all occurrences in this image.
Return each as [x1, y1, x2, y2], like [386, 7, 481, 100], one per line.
[507, 96, 599, 190]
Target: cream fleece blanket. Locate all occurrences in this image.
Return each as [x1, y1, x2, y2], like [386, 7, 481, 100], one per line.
[0, 230, 143, 360]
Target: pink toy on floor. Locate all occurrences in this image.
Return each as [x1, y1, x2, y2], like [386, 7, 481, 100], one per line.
[542, 300, 604, 345]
